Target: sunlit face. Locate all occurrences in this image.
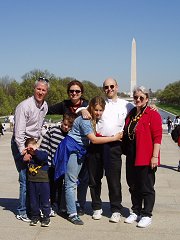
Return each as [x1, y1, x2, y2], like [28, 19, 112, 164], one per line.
[92, 104, 104, 120]
[61, 119, 73, 133]
[34, 81, 48, 104]
[68, 84, 82, 102]
[133, 91, 148, 108]
[103, 78, 118, 99]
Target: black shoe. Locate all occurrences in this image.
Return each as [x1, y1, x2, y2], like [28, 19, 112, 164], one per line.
[59, 210, 68, 219]
[77, 207, 85, 216]
[41, 217, 50, 227]
[67, 215, 84, 225]
[30, 217, 40, 226]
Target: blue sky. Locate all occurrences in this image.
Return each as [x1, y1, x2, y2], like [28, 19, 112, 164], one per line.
[0, 0, 179, 92]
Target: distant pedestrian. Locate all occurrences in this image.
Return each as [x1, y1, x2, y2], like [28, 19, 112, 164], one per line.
[0, 122, 4, 135]
[162, 118, 167, 124]
[178, 130, 180, 172]
[173, 116, 180, 128]
[8, 113, 14, 132]
[167, 116, 172, 134]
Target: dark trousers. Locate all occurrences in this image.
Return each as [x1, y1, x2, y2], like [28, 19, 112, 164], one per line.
[77, 160, 89, 209]
[126, 156, 156, 217]
[88, 142, 123, 213]
[29, 181, 50, 218]
[48, 167, 64, 209]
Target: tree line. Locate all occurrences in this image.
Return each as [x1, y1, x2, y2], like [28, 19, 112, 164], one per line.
[0, 69, 179, 116]
[156, 80, 180, 105]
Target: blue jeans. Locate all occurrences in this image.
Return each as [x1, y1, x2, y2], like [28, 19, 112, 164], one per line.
[65, 153, 84, 215]
[11, 137, 28, 216]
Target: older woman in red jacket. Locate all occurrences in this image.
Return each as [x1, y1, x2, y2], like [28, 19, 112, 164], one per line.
[123, 86, 162, 228]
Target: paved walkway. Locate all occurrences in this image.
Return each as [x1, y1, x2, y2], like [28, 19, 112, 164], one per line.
[0, 130, 180, 240]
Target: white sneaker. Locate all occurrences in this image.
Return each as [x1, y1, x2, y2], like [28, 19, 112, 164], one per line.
[49, 208, 57, 217]
[124, 213, 140, 224]
[137, 216, 152, 228]
[16, 214, 31, 222]
[92, 209, 103, 220]
[109, 212, 121, 223]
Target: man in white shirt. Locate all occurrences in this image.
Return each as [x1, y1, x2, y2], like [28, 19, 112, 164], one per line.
[11, 77, 49, 222]
[86, 77, 133, 223]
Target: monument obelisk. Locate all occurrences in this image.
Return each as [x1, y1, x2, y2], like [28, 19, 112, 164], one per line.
[130, 38, 137, 97]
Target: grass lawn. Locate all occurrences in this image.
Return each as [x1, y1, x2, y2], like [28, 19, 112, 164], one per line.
[156, 103, 180, 116]
[45, 114, 62, 123]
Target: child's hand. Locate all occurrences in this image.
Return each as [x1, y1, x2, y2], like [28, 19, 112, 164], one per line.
[23, 153, 32, 162]
[114, 132, 123, 141]
[21, 148, 27, 155]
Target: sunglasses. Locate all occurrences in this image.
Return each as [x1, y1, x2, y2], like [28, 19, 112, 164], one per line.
[133, 96, 145, 101]
[104, 85, 115, 90]
[69, 89, 81, 94]
[38, 77, 49, 83]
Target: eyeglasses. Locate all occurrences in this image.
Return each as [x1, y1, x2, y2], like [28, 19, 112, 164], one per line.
[133, 96, 145, 101]
[38, 77, 49, 83]
[69, 89, 81, 94]
[104, 85, 115, 90]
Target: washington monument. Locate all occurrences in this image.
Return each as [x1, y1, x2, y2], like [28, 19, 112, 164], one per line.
[130, 38, 137, 97]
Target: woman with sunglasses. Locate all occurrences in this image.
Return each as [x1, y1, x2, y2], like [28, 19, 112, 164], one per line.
[47, 80, 89, 216]
[123, 86, 162, 228]
[48, 80, 88, 114]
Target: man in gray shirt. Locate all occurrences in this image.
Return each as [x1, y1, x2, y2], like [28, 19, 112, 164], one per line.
[11, 77, 49, 222]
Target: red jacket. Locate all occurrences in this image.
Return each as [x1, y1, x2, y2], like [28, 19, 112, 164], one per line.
[125, 106, 162, 166]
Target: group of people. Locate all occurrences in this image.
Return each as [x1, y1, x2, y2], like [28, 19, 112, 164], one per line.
[11, 77, 162, 228]
[166, 115, 180, 135]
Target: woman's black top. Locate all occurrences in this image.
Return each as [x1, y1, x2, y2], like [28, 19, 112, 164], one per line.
[48, 98, 89, 115]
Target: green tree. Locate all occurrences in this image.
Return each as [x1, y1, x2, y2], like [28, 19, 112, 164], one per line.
[157, 80, 180, 105]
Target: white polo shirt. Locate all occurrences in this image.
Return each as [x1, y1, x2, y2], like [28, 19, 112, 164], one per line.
[96, 98, 134, 136]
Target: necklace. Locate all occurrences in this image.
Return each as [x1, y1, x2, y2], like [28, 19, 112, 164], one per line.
[127, 106, 147, 140]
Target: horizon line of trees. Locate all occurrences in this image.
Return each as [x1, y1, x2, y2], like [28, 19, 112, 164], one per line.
[0, 69, 179, 116]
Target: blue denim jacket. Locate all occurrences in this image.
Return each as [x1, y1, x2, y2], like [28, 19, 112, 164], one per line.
[53, 135, 86, 181]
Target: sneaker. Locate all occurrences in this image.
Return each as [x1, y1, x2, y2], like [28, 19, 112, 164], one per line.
[109, 212, 121, 223]
[41, 217, 51, 227]
[92, 209, 103, 220]
[77, 206, 85, 216]
[40, 209, 43, 218]
[49, 208, 57, 217]
[67, 215, 84, 225]
[16, 214, 31, 222]
[137, 216, 152, 228]
[124, 213, 140, 224]
[30, 217, 40, 226]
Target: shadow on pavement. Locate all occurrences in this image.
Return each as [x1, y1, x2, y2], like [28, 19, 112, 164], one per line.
[84, 201, 130, 218]
[0, 198, 18, 214]
[159, 164, 179, 172]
